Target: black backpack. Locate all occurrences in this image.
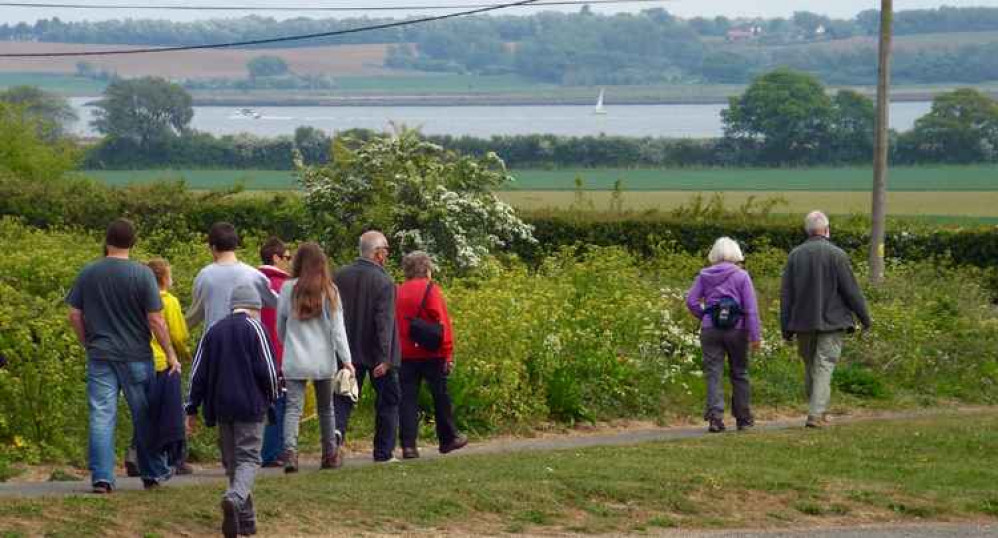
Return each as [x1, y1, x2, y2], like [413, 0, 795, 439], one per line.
[708, 296, 743, 330]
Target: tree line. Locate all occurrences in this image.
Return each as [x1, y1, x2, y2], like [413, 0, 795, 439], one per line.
[7, 8, 998, 86]
[5, 70, 998, 173]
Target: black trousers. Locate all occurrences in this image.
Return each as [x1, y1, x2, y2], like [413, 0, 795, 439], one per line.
[333, 363, 400, 462]
[399, 359, 458, 449]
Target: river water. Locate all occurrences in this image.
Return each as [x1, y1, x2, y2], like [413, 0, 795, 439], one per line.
[69, 99, 932, 139]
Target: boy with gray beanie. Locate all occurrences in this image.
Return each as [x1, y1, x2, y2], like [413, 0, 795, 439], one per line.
[186, 284, 279, 538]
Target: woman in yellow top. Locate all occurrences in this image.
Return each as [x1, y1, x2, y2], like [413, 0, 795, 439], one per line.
[148, 259, 192, 369]
[126, 259, 193, 477]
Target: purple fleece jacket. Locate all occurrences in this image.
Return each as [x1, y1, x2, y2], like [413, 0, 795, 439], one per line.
[685, 262, 762, 342]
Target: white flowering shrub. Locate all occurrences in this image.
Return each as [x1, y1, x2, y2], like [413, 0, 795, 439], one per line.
[296, 129, 535, 268]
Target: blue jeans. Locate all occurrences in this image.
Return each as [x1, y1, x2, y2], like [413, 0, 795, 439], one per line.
[260, 394, 286, 464]
[87, 359, 171, 487]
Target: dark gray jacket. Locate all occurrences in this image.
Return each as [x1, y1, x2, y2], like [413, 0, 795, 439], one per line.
[334, 258, 401, 369]
[780, 236, 871, 337]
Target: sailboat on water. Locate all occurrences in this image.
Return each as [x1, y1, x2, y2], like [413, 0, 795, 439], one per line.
[593, 88, 607, 115]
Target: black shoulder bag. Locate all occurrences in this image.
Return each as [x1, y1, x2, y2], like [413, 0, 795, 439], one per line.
[406, 282, 444, 352]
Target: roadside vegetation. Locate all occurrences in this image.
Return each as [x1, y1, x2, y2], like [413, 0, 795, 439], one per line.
[1, 413, 996, 537]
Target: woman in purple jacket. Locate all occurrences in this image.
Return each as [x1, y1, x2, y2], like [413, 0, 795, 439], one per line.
[686, 237, 762, 433]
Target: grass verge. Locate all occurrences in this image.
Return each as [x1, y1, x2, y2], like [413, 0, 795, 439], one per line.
[1, 412, 995, 537]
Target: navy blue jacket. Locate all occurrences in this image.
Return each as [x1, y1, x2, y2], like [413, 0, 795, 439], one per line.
[185, 313, 279, 427]
[147, 370, 186, 465]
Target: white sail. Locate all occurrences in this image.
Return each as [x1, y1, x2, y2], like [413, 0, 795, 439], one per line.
[594, 88, 607, 115]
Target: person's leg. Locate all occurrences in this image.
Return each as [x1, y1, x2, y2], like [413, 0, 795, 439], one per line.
[725, 330, 753, 426]
[218, 421, 236, 485]
[334, 364, 368, 445]
[118, 361, 171, 485]
[87, 359, 120, 489]
[314, 378, 340, 468]
[796, 333, 818, 402]
[371, 368, 401, 461]
[424, 360, 459, 448]
[282, 380, 307, 455]
[699, 329, 727, 423]
[398, 361, 422, 450]
[809, 332, 844, 419]
[229, 421, 265, 531]
[260, 393, 286, 466]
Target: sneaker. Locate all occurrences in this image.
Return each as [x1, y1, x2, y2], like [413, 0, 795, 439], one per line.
[708, 418, 726, 433]
[221, 496, 241, 538]
[375, 457, 400, 464]
[402, 447, 420, 459]
[282, 450, 298, 474]
[239, 495, 257, 536]
[175, 461, 195, 475]
[805, 416, 822, 428]
[440, 435, 469, 454]
[92, 481, 113, 495]
[142, 479, 161, 490]
[736, 419, 755, 432]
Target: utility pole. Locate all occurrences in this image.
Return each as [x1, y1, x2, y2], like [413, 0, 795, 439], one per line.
[869, 0, 893, 284]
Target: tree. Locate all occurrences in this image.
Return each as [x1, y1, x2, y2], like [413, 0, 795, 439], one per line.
[92, 77, 193, 149]
[721, 69, 834, 164]
[0, 86, 77, 140]
[828, 89, 875, 162]
[247, 56, 290, 78]
[905, 88, 998, 163]
[296, 129, 535, 270]
[0, 102, 78, 182]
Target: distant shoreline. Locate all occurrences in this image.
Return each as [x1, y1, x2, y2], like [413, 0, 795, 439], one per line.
[182, 90, 977, 108]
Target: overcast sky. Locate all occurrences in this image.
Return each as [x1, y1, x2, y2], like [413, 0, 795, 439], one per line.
[2, 0, 998, 24]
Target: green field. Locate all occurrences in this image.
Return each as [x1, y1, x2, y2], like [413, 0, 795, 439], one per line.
[85, 166, 998, 192]
[0, 72, 107, 95]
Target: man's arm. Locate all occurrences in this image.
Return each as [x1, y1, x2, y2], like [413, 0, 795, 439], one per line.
[837, 255, 872, 329]
[148, 311, 180, 374]
[68, 308, 86, 347]
[185, 274, 206, 329]
[372, 278, 395, 376]
[185, 332, 210, 416]
[779, 260, 794, 340]
[248, 320, 280, 403]
[256, 271, 279, 309]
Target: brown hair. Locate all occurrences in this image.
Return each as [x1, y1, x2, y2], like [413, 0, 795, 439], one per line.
[291, 242, 338, 320]
[105, 218, 137, 249]
[208, 222, 239, 252]
[147, 258, 171, 289]
[260, 236, 287, 266]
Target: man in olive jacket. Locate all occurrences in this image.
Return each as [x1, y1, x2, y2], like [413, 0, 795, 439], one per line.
[781, 211, 871, 428]
[333, 230, 402, 462]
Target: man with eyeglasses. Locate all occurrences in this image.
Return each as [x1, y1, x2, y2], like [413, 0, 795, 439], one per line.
[258, 236, 292, 468]
[333, 230, 402, 462]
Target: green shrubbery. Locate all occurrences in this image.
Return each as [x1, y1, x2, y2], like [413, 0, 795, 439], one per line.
[2, 216, 997, 470]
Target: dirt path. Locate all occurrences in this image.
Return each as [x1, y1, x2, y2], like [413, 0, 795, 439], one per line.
[0, 407, 990, 499]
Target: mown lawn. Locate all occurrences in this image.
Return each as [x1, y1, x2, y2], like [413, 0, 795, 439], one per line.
[1, 412, 996, 537]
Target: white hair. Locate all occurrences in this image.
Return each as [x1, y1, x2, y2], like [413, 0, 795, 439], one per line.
[358, 230, 388, 258]
[804, 211, 830, 236]
[707, 237, 744, 265]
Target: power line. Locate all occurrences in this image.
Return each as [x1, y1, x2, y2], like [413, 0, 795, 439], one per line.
[1, 0, 666, 12]
[0, 0, 551, 57]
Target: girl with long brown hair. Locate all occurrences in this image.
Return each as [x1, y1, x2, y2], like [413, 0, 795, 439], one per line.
[276, 242, 354, 471]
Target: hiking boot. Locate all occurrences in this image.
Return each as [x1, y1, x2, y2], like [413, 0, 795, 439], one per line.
[708, 418, 726, 433]
[283, 450, 299, 474]
[736, 419, 755, 432]
[175, 461, 195, 475]
[321, 441, 341, 470]
[805, 416, 823, 428]
[440, 435, 469, 454]
[92, 481, 113, 495]
[142, 478, 161, 490]
[221, 496, 241, 538]
[402, 447, 420, 460]
[124, 460, 140, 478]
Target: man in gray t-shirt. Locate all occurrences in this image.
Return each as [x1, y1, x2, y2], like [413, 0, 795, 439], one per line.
[187, 223, 278, 331]
[66, 219, 178, 493]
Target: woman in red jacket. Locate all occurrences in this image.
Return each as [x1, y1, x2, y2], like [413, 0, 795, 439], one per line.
[396, 251, 467, 459]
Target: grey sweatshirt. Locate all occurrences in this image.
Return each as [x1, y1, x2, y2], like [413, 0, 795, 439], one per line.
[187, 262, 278, 330]
[276, 279, 353, 380]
